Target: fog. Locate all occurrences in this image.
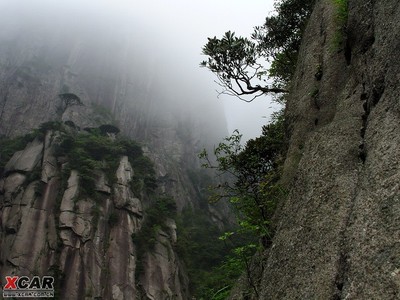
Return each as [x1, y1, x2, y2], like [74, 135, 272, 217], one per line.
[0, 0, 277, 142]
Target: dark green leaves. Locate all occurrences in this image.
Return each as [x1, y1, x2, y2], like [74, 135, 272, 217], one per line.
[199, 111, 287, 241]
[201, 0, 315, 99]
[201, 32, 286, 102]
[253, 0, 315, 85]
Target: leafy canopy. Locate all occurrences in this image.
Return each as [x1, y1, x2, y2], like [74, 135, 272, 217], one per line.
[201, 0, 315, 101]
[201, 31, 287, 102]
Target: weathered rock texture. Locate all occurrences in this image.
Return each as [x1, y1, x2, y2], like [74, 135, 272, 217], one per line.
[231, 0, 400, 299]
[140, 219, 189, 300]
[0, 132, 189, 299]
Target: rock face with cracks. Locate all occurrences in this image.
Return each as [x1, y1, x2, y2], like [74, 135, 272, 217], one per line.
[0, 132, 188, 299]
[231, 0, 400, 299]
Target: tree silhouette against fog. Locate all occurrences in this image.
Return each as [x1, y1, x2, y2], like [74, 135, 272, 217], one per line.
[201, 0, 314, 102]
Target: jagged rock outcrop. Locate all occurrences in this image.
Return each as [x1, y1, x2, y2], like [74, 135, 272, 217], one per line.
[230, 0, 400, 299]
[140, 219, 189, 300]
[0, 130, 189, 299]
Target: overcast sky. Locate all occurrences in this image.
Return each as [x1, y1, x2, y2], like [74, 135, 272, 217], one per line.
[129, 0, 280, 141]
[0, 0, 279, 142]
[96, 0, 280, 141]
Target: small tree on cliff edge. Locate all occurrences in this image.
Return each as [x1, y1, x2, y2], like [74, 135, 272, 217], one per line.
[200, 0, 315, 102]
[200, 31, 288, 102]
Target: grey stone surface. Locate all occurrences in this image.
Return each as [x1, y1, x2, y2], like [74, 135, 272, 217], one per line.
[41, 130, 59, 183]
[5, 138, 43, 173]
[141, 219, 189, 300]
[230, 1, 400, 299]
[0, 129, 190, 300]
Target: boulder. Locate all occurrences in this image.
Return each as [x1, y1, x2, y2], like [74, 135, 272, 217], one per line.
[5, 138, 43, 173]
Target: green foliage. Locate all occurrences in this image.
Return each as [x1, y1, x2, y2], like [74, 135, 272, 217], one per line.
[201, 0, 315, 99]
[57, 93, 83, 116]
[49, 123, 155, 198]
[199, 2, 308, 297]
[200, 111, 286, 243]
[175, 209, 248, 299]
[38, 121, 64, 133]
[34, 121, 65, 141]
[201, 31, 287, 102]
[133, 196, 177, 247]
[333, 0, 348, 25]
[64, 120, 78, 129]
[58, 93, 83, 107]
[117, 139, 143, 161]
[253, 0, 315, 86]
[198, 113, 287, 297]
[332, 0, 349, 49]
[99, 124, 120, 135]
[195, 255, 244, 300]
[130, 155, 157, 195]
[64, 133, 117, 196]
[58, 131, 155, 197]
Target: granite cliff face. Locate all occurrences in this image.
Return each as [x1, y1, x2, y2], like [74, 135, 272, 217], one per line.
[0, 4, 228, 299]
[0, 130, 189, 299]
[231, 0, 400, 299]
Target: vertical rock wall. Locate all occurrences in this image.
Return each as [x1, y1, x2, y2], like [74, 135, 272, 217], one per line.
[248, 0, 400, 299]
[0, 130, 189, 299]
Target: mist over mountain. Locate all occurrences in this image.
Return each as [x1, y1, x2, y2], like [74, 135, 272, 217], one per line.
[0, 0, 228, 141]
[0, 1, 237, 299]
[1, 1, 400, 299]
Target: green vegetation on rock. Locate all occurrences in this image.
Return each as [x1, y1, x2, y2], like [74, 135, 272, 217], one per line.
[200, 111, 286, 244]
[197, 111, 287, 298]
[332, 0, 349, 49]
[0, 121, 63, 173]
[56, 127, 156, 197]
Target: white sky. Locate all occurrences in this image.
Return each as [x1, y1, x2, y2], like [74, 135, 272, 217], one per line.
[0, 0, 280, 142]
[128, 0, 279, 141]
